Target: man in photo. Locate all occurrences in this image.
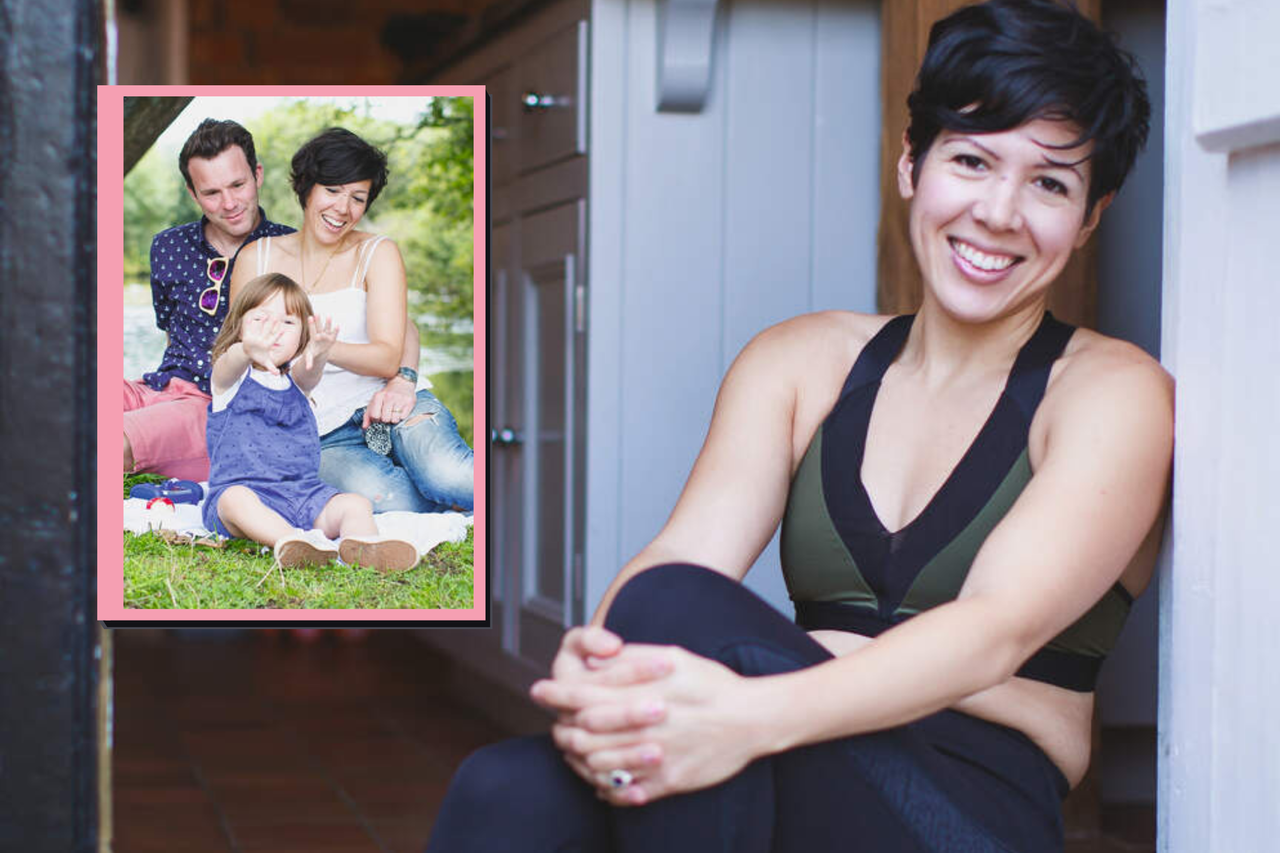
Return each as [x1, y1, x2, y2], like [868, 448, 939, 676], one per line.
[123, 118, 295, 480]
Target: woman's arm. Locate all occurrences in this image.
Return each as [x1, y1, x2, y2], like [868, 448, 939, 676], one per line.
[533, 316, 829, 784]
[362, 318, 421, 427]
[538, 314, 873, 737]
[323, 239, 406, 379]
[586, 317, 847, 625]
[537, 344, 1173, 804]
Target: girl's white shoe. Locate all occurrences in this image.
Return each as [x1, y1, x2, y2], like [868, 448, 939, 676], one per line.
[338, 535, 420, 573]
[274, 529, 340, 568]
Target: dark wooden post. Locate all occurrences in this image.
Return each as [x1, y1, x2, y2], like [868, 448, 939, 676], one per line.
[0, 0, 101, 850]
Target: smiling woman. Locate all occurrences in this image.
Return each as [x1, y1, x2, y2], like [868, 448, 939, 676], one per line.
[229, 128, 475, 517]
[425, 1, 1170, 851]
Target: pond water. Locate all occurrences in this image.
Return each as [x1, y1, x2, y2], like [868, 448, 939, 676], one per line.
[122, 284, 474, 381]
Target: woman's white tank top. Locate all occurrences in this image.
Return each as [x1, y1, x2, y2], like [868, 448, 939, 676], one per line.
[256, 234, 389, 436]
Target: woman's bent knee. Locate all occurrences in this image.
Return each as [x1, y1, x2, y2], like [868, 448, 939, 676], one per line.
[604, 563, 830, 672]
[446, 737, 562, 806]
[605, 563, 740, 641]
[429, 735, 603, 851]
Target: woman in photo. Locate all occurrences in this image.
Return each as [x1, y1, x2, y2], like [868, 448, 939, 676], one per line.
[427, 1, 1170, 850]
[229, 127, 474, 516]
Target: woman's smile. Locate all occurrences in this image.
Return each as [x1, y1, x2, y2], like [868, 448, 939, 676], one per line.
[948, 237, 1023, 282]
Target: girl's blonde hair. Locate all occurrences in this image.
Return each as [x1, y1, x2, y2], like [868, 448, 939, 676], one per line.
[210, 273, 313, 370]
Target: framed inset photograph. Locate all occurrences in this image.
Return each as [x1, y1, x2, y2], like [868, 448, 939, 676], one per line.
[97, 87, 487, 625]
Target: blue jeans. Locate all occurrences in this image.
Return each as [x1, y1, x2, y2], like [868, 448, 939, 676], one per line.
[318, 388, 474, 513]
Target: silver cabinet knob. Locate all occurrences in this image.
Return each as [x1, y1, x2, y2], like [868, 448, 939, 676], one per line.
[522, 91, 561, 111]
[492, 427, 523, 446]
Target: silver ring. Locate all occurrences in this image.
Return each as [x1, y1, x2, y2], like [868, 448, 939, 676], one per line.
[608, 768, 634, 789]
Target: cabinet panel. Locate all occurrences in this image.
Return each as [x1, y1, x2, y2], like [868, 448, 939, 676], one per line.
[516, 201, 584, 663]
[488, 65, 519, 191]
[518, 21, 588, 174]
[531, 261, 568, 607]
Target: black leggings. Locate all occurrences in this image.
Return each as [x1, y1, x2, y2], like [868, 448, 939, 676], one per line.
[425, 564, 1068, 853]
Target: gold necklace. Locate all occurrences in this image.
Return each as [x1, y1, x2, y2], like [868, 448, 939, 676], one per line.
[301, 238, 341, 292]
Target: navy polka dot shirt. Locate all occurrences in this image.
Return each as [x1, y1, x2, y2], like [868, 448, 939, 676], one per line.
[143, 209, 294, 394]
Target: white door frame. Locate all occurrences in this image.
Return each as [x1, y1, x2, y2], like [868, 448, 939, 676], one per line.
[1159, 1, 1280, 850]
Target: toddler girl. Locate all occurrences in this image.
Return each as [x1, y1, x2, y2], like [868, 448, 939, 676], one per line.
[203, 272, 418, 572]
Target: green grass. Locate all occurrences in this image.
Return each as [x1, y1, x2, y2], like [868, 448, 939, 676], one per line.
[428, 369, 474, 447]
[123, 474, 474, 611]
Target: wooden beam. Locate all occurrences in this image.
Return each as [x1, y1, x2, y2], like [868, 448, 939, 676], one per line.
[877, 0, 1100, 328]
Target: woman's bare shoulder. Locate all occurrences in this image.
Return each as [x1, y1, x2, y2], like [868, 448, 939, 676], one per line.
[247, 231, 300, 265]
[749, 310, 893, 366]
[1041, 328, 1174, 446]
[362, 233, 404, 270]
[736, 312, 899, 434]
[361, 231, 400, 254]
[1055, 328, 1173, 399]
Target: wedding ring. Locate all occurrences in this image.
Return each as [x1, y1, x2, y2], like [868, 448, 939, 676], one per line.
[608, 769, 634, 789]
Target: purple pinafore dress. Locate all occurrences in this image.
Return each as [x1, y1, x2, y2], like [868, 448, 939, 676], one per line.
[203, 369, 340, 537]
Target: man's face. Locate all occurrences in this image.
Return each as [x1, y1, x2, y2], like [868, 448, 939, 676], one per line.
[186, 146, 264, 246]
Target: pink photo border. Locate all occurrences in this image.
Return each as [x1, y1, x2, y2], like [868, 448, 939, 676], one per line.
[97, 85, 487, 623]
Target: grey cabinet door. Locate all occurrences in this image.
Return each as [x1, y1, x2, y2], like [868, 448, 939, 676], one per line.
[439, 0, 589, 676]
[513, 200, 586, 666]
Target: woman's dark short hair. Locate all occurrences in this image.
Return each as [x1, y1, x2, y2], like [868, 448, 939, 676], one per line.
[179, 118, 258, 191]
[290, 128, 390, 211]
[906, 0, 1150, 212]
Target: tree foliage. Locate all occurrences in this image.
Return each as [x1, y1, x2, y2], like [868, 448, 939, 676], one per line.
[122, 97, 475, 327]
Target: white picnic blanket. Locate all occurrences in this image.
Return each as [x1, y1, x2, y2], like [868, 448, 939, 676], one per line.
[124, 483, 472, 558]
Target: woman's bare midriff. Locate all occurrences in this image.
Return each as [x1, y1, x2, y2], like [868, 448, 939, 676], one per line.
[809, 629, 1095, 787]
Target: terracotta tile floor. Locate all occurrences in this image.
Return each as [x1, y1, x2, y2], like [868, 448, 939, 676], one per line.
[112, 629, 1154, 852]
[111, 630, 503, 853]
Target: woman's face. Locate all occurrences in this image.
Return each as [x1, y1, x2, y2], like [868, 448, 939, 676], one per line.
[304, 180, 372, 245]
[898, 118, 1109, 324]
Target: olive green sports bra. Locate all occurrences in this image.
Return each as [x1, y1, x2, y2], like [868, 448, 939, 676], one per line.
[779, 312, 1133, 692]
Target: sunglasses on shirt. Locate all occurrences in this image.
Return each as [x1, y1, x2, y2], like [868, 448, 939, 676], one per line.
[198, 256, 229, 316]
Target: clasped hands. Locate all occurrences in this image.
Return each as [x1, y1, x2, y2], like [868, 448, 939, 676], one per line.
[529, 626, 766, 807]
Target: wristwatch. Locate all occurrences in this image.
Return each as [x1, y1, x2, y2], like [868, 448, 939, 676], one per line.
[396, 366, 418, 385]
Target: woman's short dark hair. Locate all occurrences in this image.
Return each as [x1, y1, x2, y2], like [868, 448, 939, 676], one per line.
[179, 118, 259, 191]
[906, 0, 1150, 212]
[289, 127, 389, 211]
